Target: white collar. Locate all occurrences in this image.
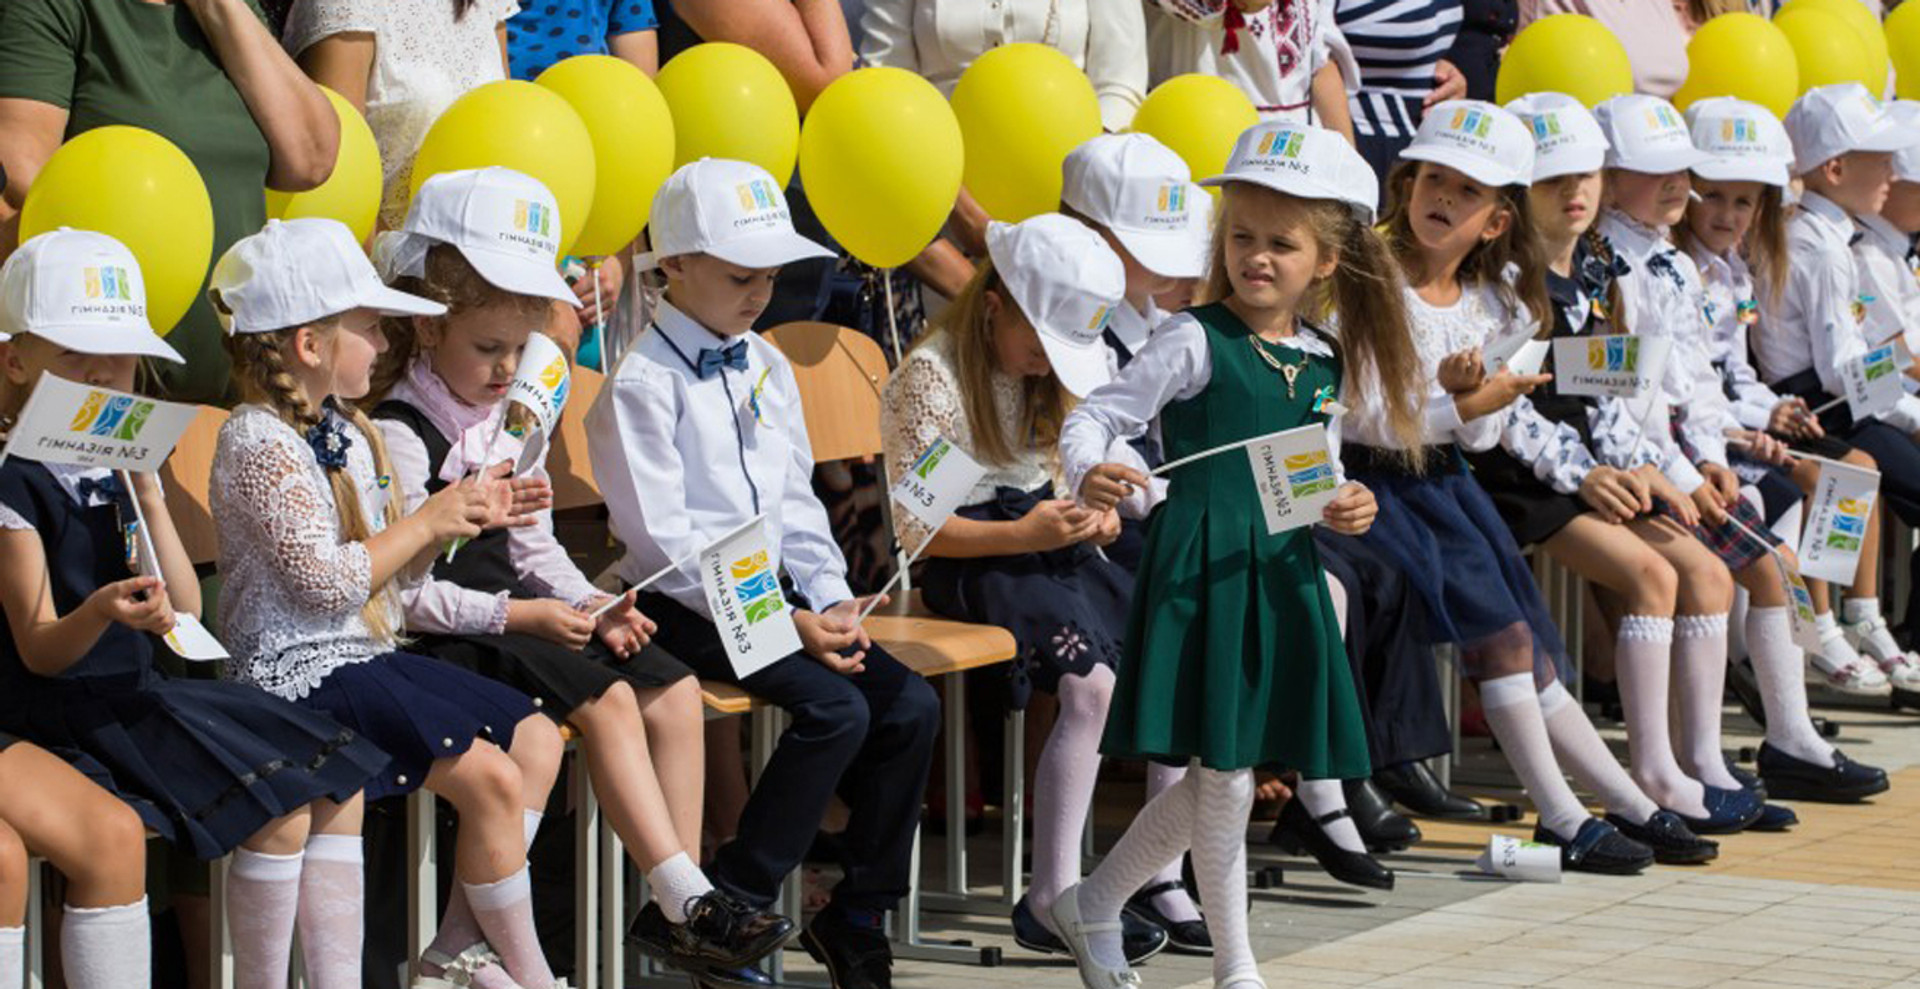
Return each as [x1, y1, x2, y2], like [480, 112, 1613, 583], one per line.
[1598, 209, 1673, 259]
[1856, 212, 1911, 255]
[44, 462, 117, 508]
[651, 297, 739, 358]
[1797, 191, 1852, 239]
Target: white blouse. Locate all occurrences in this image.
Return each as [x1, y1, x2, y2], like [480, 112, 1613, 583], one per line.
[1146, 0, 1356, 122]
[1343, 283, 1513, 453]
[284, 0, 520, 229]
[1690, 244, 1784, 432]
[211, 405, 404, 700]
[880, 332, 1057, 553]
[859, 0, 1148, 133]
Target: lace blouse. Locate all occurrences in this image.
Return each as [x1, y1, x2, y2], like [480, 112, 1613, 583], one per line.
[880, 333, 1059, 552]
[1342, 283, 1516, 452]
[211, 405, 401, 700]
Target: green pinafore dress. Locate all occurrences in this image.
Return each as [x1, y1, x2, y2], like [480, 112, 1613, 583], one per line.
[1100, 303, 1371, 777]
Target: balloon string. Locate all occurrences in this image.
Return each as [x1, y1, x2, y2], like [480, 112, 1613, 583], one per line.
[592, 258, 604, 364]
[883, 269, 903, 365]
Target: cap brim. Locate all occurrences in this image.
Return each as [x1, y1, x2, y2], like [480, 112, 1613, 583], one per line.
[1692, 157, 1791, 187]
[463, 247, 579, 305]
[1199, 172, 1374, 222]
[1532, 148, 1608, 182]
[1035, 332, 1112, 398]
[707, 230, 837, 271]
[359, 282, 448, 318]
[31, 324, 183, 364]
[1110, 225, 1206, 280]
[1399, 145, 1525, 188]
[1856, 122, 1920, 154]
[1610, 146, 1715, 175]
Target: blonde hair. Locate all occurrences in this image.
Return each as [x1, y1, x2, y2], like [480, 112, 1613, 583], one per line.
[369, 244, 553, 412]
[1204, 182, 1427, 459]
[1382, 161, 1554, 334]
[913, 259, 1074, 466]
[220, 316, 405, 643]
[1676, 183, 1788, 308]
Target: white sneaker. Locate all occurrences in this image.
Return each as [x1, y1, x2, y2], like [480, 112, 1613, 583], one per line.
[1841, 614, 1920, 690]
[1809, 657, 1892, 696]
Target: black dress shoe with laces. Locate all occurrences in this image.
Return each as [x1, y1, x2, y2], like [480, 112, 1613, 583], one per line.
[1603, 810, 1717, 865]
[1268, 797, 1394, 890]
[692, 962, 775, 988]
[1532, 819, 1653, 875]
[1345, 778, 1422, 853]
[1011, 895, 1168, 963]
[1374, 761, 1487, 820]
[1756, 743, 1890, 803]
[626, 892, 794, 973]
[802, 908, 894, 989]
[1125, 881, 1212, 956]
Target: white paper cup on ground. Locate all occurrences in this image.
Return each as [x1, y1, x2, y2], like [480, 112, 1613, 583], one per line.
[1476, 834, 1562, 882]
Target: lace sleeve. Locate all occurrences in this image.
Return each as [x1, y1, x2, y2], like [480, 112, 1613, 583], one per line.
[225, 424, 374, 618]
[880, 349, 969, 555]
[0, 502, 29, 532]
[282, 0, 379, 55]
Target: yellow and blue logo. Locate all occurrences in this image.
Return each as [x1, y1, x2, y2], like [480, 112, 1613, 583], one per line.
[1827, 497, 1869, 553]
[1865, 344, 1898, 382]
[1586, 336, 1640, 372]
[735, 179, 780, 213]
[1720, 118, 1757, 143]
[1645, 105, 1682, 132]
[1156, 184, 1188, 214]
[67, 391, 155, 441]
[1284, 450, 1337, 498]
[1450, 107, 1494, 138]
[83, 266, 131, 301]
[729, 550, 785, 625]
[1257, 130, 1306, 158]
[1531, 114, 1562, 140]
[1085, 304, 1113, 334]
[513, 200, 553, 238]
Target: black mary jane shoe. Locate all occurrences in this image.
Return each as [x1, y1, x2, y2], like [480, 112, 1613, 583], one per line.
[1671, 785, 1764, 836]
[1268, 798, 1395, 890]
[1345, 778, 1423, 853]
[1603, 810, 1717, 865]
[691, 963, 776, 988]
[1756, 743, 1890, 803]
[1533, 819, 1654, 876]
[1374, 760, 1487, 821]
[1010, 895, 1169, 964]
[1125, 881, 1213, 956]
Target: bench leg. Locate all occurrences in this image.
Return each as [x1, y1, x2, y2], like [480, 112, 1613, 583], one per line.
[942, 673, 967, 897]
[25, 858, 39, 989]
[209, 854, 234, 989]
[600, 808, 626, 989]
[1002, 709, 1025, 908]
[407, 788, 437, 985]
[575, 754, 600, 989]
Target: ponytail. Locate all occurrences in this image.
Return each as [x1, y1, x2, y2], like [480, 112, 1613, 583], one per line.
[1322, 213, 1427, 460]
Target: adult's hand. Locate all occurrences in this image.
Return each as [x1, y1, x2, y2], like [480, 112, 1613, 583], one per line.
[1424, 58, 1467, 108]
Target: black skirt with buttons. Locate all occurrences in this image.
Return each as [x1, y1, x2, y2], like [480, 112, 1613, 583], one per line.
[296, 652, 536, 801]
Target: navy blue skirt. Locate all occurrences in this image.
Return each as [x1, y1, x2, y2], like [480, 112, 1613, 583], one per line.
[1348, 448, 1573, 687]
[299, 652, 536, 801]
[920, 485, 1133, 709]
[0, 669, 390, 860]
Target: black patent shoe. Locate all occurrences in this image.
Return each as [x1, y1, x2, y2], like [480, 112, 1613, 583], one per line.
[1603, 810, 1718, 865]
[1671, 785, 1764, 835]
[1532, 819, 1654, 875]
[691, 962, 775, 988]
[1725, 756, 1767, 801]
[1268, 798, 1395, 890]
[1125, 881, 1212, 956]
[1345, 778, 1422, 853]
[1010, 895, 1169, 964]
[1748, 803, 1799, 832]
[1374, 761, 1487, 820]
[801, 908, 893, 989]
[1756, 743, 1890, 803]
[628, 893, 795, 973]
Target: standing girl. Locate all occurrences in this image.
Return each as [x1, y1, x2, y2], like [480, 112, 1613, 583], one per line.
[1356, 99, 1661, 872]
[369, 167, 793, 973]
[209, 217, 571, 989]
[0, 229, 393, 988]
[1054, 121, 1399, 989]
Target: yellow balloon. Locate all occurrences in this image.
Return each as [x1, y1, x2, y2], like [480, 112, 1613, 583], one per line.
[1783, 0, 1889, 90]
[20, 127, 212, 336]
[1494, 14, 1633, 107]
[798, 67, 962, 269]
[409, 80, 597, 257]
[1130, 75, 1259, 187]
[1893, 0, 1920, 99]
[537, 55, 675, 257]
[1674, 13, 1799, 118]
[950, 43, 1102, 222]
[265, 87, 380, 245]
[1775, 5, 1875, 92]
[655, 43, 799, 187]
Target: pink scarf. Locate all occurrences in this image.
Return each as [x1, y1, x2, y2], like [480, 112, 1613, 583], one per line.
[397, 357, 521, 483]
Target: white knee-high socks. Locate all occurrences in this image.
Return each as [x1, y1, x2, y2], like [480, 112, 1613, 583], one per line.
[1030, 666, 1115, 921]
[1674, 614, 1742, 790]
[229, 847, 304, 989]
[1747, 606, 1839, 766]
[1479, 673, 1590, 841]
[1538, 681, 1660, 825]
[299, 834, 365, 989]
[1612, 616, 1708, 817]
[62, 897, 150, 989]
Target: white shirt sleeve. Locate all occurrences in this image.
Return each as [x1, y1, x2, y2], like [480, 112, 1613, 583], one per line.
[1722, 327, 1781, 430]
[1060, 315, 1213, 499]
[1089, 0, 1149, 130]
[858, 0, 918, 70]
[586, 361, 710, 616]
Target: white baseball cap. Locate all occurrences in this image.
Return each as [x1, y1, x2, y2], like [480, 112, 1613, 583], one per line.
[0, 228, 181, 362]
[1783, 83, 1920, 177]
[646, 158, 834, 271]
[377, 167, 576, 304]
[1200, 122, 1381, 221]
[213, 218, 446, 336]
[1503, 92, 1609, 182]
[1592, 94, 1710, 175]
[1684, 97, 1794, 188]
[1400, 100, 1535, 188]
[985, 214, 1126, 398]
[1890, 101, 1920, 183]
[1061, 134, 1206, 280]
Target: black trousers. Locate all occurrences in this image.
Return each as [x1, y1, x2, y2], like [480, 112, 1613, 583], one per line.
[639, 592, 939, 912]
[1313, 529, 1454, 769]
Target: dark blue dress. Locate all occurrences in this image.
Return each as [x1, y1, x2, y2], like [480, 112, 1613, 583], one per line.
[0, 461, 389, 859]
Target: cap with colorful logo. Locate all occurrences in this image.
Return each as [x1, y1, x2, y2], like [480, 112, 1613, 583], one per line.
[1061, 133, 1208, 280]
[1783, 83, 1920, 176]
[985, 214, 1127, 398]
[1400, 100, 1536, 188]
[1592, 94, 1710, 175]
[1503, 92, 1609, 182]
[0, 228, 181, 362]
[645, 158, 835, 271]
[1200, 121, 1381, 221]
[213, 218, 446, 336]
[374, 166, 577, 305]
[1683, 97, 1794, 188]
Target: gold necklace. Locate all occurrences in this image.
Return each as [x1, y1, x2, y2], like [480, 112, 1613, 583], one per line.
[1248, 334, 1311, 399]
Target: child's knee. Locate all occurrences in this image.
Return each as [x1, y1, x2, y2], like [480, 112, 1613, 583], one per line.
[514, 713, 565, 769]
[576, 680, 640, 732]
[1845, 448, 1879, 471]
[0, 826, 27, 888]
[77, 802, 147, 880]
[1057, 667, 1116, 721]
[1626, 548, 1679, 609]
[441, 744, 524, 815]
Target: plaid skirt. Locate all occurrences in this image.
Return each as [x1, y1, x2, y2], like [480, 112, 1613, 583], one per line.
[1661, 411, 1780, 571]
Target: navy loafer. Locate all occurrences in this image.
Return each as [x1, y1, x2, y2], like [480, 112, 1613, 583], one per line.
[1533, 819, 1654, 875]
[1757, 743, 1890, 803]
[1671, 785, 1763, 835]
[1604, 810, 1717, 865]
